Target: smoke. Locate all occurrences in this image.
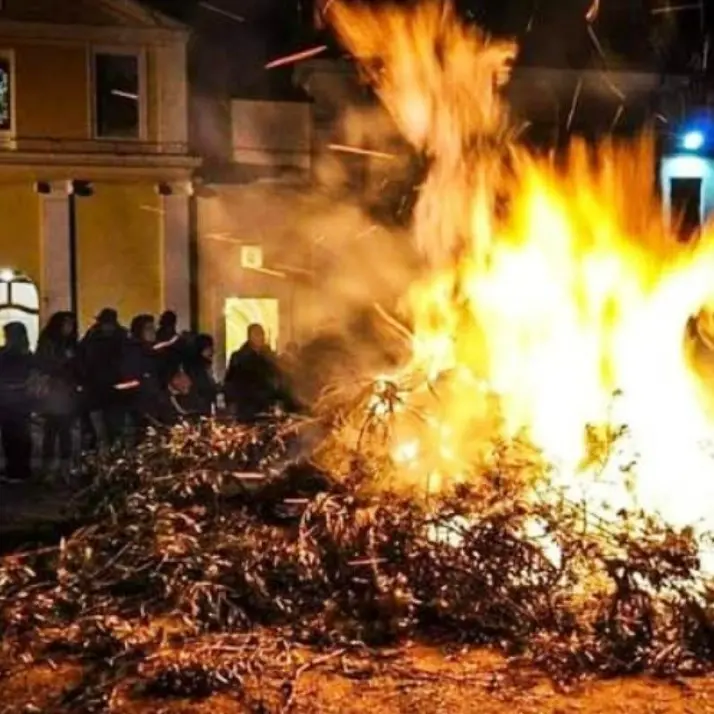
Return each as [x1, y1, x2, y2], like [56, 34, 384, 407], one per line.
[197, 87, 421, 382]
[197, 2, 513, 385]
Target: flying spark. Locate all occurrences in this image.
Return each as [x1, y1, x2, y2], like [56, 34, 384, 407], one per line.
[566, 78, 583, 132]
[610, 104, 624, 132]
[140, 205, 165, 215]
[272, 263, 316, 277]
[111, 89, 138, 100]
[198, 2, 245, 23]
[651, 3, 702, 14]
[265, 45, 328, 69]
[587, 24, 607, 62]
[328, 143, 396, 160]
[601, 72, 625, 101]
[114, 380, 141, 391]
[244, 265, 287, 279]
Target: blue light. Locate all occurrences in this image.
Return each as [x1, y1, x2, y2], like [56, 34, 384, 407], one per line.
[682, 130, 705, 151]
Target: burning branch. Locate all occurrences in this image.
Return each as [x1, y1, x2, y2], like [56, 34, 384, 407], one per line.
[585, 0, 600, 23]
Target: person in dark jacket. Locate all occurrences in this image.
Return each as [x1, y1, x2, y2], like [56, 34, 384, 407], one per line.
[154, 310, 183, 387]
[36, 312, 78, 472]
[156, 310, 178, 344]
[77, 308, 127, 451]
[0, 322, 36, 483]
[182, 334, 218, 417]
[224, 324, 283, 422]
[121, 314, 164, 441]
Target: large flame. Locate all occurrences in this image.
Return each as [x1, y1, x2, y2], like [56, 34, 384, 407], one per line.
[329, 1, 714, 529]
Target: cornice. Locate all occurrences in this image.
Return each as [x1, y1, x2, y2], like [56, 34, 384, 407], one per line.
[0, 151, 200, 182]
[0, 150, 199, 167]
[0, 19, 188, 46]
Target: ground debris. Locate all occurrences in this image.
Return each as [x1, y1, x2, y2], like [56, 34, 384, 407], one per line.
[1, 419, 714, 711]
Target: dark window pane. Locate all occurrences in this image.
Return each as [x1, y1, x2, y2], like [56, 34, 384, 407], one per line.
[94, 53, 140, 138]
[670, 177, 702, 241]
[0, 57, 11, 131]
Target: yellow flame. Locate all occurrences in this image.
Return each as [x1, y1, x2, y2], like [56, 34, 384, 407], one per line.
[329, 1, 714, 529]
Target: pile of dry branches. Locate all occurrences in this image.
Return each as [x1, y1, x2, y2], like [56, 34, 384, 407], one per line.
[1, 416, 714, 711]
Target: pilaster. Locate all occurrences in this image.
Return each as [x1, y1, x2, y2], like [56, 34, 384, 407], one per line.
[160, 182, 191, 327]
[39, 180, 71, 319]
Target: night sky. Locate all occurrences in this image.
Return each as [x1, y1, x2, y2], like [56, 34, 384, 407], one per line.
[145, 0, 712, 96]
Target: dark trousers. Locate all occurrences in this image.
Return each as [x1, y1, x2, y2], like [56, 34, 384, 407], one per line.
[80, 410, 97, 451]
[1, 415, 32, 481]
[90, 405, 126, 451]
[126, 408, 149, 446]
[42, 415, 73, 463]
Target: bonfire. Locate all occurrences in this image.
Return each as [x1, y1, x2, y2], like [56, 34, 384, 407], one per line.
[3, 1, 714, 712]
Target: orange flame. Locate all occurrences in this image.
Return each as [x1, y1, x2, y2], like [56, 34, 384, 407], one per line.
[330, 1, 714, 530]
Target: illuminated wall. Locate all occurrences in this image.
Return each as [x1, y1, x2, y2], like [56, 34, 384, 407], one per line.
[0, 4, 192, 334]
[0, 182, 41, 284]
[14, 43, 89, 140]
[76, 182, 162, 328]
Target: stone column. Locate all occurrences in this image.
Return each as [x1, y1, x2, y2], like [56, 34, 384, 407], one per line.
[39, 180, 71, 319]
[161, 183, 191, 327]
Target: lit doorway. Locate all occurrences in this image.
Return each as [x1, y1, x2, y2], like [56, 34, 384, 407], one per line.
[0, 271, 40, 349]
[224, 297, 280, 358]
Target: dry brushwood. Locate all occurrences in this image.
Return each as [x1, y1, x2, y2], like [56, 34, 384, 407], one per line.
[1, 417, 714, 711]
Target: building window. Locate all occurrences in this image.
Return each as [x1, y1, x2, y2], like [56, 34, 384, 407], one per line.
[94, 51, 142, 139]
[0, 54, 12, 132]
[670, 177, 702, 241]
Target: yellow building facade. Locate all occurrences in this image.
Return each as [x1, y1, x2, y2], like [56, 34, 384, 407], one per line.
[0, 0, 198, 337]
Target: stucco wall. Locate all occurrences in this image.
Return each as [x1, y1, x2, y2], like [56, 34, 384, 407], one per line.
[75, 182, 162, 328]
[0, 182, 41, 284]
[12, 42, 90, 140]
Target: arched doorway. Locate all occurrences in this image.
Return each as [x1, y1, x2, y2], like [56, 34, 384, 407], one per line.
[0, 270, 40, 349]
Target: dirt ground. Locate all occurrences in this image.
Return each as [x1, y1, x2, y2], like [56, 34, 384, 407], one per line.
[3, 644, 714, 714]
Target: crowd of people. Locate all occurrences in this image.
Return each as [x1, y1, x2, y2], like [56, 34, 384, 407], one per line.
[0, 309, 298, 485]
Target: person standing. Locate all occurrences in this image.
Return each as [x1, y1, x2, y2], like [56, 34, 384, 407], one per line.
[154, 310, 183, 387]
[156, 310, 178, 345]
[0, 323, 36, 484]
[224, 324, 282, 422]
[182, 334, 218, 418]
[76, 308, 127, 452]
[120, 314, 161, 442]
[36, 312, 78, 476]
